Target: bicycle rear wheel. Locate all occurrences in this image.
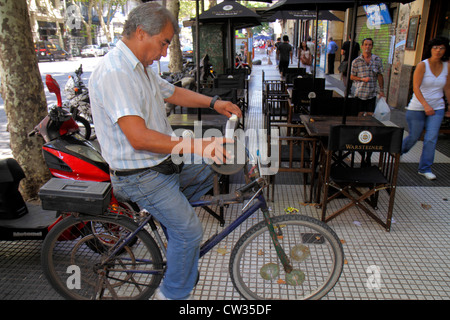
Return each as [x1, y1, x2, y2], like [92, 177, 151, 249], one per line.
[41, 214, 164, 300]
[230, 214, 344, 300]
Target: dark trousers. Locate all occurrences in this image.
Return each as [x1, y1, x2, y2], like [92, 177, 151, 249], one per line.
[342, 66, 352, 89]
[327, 53, 335, 74]
[279, 59, 289, 76]
[356, 97, 376, 113]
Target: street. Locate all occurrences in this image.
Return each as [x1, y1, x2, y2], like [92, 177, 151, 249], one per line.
[0, 54, 169, 158]
[1, 54, 170, 105]
[36, 55, 169, 105]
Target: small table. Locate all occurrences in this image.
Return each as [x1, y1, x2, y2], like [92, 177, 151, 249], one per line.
[168, 114, 228, 138]
[300, 115, 383, 137]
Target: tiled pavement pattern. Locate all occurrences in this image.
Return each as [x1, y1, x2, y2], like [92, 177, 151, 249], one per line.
[1, 51, 450, 300]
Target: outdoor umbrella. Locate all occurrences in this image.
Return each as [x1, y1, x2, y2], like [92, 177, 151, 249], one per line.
[267, 10, 342, 22]
[265, 0, 398, 11]
[199, 1, 262, 71]
[265, 0, 415, 123]
[254, 34, 272, 40]
[194, 0, 269, 119]
[265, 10, 342, 55]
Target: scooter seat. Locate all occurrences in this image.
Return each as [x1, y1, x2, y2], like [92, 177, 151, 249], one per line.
[0, 158, 28, 219]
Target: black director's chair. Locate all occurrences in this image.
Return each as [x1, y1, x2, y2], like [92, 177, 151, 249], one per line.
[321, 125, 404, 231]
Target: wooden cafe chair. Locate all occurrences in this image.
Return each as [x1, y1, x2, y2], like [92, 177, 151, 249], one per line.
[266, 122, 318, 203]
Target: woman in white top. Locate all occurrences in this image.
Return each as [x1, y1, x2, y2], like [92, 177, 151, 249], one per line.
[298, 41, 312, 73]
[402, 37, 450, 180]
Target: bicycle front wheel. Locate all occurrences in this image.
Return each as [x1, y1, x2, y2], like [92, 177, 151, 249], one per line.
[41, 215, 164, 300]
[230, 214, 344, 300]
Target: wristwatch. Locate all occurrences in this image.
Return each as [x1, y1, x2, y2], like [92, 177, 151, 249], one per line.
[209, 95, 221, 110]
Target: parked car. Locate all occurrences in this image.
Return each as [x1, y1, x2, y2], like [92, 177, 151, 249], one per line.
[81, 45, 104, 57]
[35, 41, 69, 61]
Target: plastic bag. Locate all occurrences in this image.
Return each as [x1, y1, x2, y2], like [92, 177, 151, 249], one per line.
[374, 97, 391, 121]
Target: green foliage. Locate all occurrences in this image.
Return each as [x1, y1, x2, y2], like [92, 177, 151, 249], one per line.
[358, 24, 391, 67]
[179, 0, 198, 19]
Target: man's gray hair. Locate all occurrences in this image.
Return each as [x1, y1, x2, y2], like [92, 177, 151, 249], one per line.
[122, 2, 179, 38]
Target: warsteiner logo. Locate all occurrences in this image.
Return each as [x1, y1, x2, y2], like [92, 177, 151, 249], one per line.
[358, 130, 373, 144]
[345, 130, 383, 151]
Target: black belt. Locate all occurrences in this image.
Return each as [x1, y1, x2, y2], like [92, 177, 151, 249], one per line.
[110, 157, 183, 177]
[109, 167, 149, 177]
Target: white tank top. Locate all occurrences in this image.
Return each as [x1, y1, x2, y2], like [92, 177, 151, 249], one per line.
[407, 59, 448, 111]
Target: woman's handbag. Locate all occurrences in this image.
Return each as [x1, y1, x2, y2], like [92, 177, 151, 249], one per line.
[301, 53, 312, 66]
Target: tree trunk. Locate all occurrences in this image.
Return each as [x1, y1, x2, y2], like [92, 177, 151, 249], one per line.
[86, 1, 94, 45]
[0, 0, 51, 200]
[166, 0, 183, 73]
[94, 4, 111, 43]
[77, 0, 94, 45]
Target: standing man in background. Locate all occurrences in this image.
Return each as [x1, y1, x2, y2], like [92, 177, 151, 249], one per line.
[327, 37, 338, 74]
[277, 35, 293, 76]
[306, 36, 315, 56]
[340, 36, 360, 87]
[350, 38, 384, 166]
[350, 37, 384, 113]
[275, 37, 281, 67]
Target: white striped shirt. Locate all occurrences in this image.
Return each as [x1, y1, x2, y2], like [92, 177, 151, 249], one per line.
[89, 40, 175, 170]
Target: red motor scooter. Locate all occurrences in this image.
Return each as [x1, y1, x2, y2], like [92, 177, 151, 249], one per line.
[0, 76, 137, 241]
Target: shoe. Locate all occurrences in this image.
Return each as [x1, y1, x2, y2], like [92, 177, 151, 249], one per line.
[418, 172, 436, 180]
[152, 288, 194, 300]
[153, 288, 171, 300]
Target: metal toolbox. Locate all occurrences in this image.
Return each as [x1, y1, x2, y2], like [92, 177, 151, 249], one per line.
[39, 178, 111, 215]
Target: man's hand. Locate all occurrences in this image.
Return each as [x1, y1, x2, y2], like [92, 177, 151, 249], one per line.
[213, 100, 242, 118]
[195, 137, 235, 164]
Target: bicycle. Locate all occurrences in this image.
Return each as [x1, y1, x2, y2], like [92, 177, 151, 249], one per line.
[40, 148, 344, 300]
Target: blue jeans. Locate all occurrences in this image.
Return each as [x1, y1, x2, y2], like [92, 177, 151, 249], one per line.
[402, 109, 445, 173]
[110, 161, 214, 299]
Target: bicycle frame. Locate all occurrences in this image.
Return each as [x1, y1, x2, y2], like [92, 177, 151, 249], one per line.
[104, 176, 293, 275]
[196, 190, 265, 258]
